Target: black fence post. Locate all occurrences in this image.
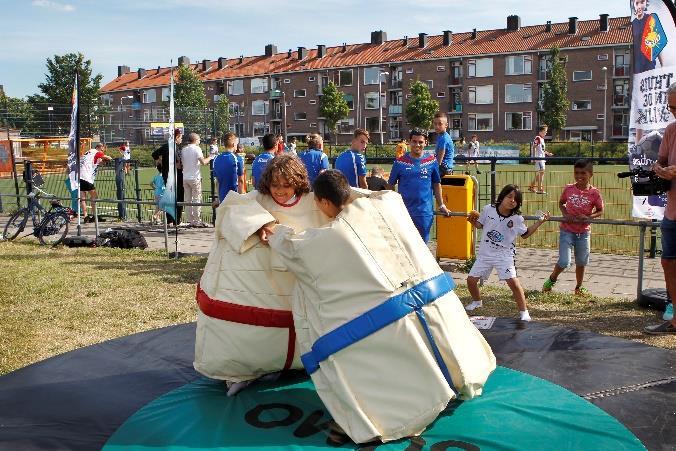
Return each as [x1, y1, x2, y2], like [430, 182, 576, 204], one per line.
[649, 219, 657, 258]
[114, 158, 127, 220]
[490, 158, 497, 204]
[133, 160, 142, 223]
[209, 160, 216, 225]
[23, 160, 33, 195]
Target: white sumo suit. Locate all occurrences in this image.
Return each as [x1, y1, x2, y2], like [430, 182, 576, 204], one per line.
[194, 191, 329, 382]
[268, 189, 496, 444]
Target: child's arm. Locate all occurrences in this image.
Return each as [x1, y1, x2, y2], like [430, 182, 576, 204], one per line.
[521, 212, 550, 239]
[466, 210, 483, 229]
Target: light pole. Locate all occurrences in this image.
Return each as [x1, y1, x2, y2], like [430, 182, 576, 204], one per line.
[47, 106, 54, 135]
[378, 71, 389, 145]
[601, 66, 608, 142]
[282, 91, 287, 142]
[120, 95, 133, 142]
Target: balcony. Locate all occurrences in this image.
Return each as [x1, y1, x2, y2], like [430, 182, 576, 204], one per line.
[537, 70, 549, 81]
[449, 104, 462, 114]
[389, 79, 403, 90]
[613, 95, 629, 108]
[271, 111, 282, 121]
[269, 89, 283, 99]
[612, 126, 629, 137]
[388, 105, 402, 115]
[614, 65, 630, 77]
[448, 75, 462, 86]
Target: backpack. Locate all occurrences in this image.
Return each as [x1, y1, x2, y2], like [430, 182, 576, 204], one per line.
[97, 228, 148, 249]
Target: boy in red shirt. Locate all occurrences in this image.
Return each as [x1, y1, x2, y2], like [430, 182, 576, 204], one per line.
[543, 159, 604, 295]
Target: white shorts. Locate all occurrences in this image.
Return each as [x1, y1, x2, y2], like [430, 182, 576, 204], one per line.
[468, 256, 517, 281]
[534, 160, 545, 171]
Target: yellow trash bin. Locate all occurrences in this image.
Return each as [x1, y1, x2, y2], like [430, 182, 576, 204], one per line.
[437, 174, 476, 260]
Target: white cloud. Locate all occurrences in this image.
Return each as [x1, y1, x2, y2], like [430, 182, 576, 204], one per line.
[32, 0, 75, 12]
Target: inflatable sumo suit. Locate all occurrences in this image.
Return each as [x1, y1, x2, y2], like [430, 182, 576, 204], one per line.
[268, 189, 496, 444]
[194, 191, 329, 382]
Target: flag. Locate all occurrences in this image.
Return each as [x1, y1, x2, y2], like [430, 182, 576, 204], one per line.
[159, 64, 176, 219]
[628, 0, 676, 219]
[66, 74, 79, 192]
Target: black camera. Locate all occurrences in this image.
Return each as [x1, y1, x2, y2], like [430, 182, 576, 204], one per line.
[617, 168, 671, 196]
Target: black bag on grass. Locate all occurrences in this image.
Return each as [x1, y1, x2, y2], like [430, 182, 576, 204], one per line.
[97, 228, 147, 249]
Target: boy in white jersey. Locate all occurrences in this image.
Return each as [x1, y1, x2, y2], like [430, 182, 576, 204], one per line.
[465, 184, 549, 321]
[528, 125, 553, 194]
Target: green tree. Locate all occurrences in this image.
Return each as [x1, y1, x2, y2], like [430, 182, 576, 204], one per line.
[405, 80, 439, 130]
[319, 82, 349, 144]
[0, 93, 34, 132]
[541, 47, 569, 139]
[27, 52, 103, 137]
[174, 64, 208, 134]
[214, 94, 230, 140]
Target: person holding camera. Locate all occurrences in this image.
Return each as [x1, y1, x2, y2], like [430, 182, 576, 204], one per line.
[644, 83, 676, 334]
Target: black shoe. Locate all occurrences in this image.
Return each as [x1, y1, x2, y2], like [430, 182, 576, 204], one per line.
[644, 321, 676, 335]
[476, 170, 482, 174]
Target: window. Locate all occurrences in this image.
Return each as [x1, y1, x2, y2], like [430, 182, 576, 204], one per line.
[614, 48, 631, 76]
[100, 94, 112, 106]
[309, 99, 317, 105]
[310, 122, 317, 127]
[365, 92, 380, 109]
[227, 79, 244, 95]
[228, 103, 244, 116]
[251, 78, 269, 94]
[424, 80, 434, 89]
[161, 87, 170, 101]
[344, 94, 354, 110]
[294, 112, 307, 120]
[251, 100, 269, 115]
[468, 85, 493, 104]
[144, 128, 151, 139]
[598, 54, 609, 61]
[365, 117, 380, 133]
[573, 70, 592, 81]
[613, 79, 629, 106]
[436, 65, 446, 72]
[405, 68, 414, 74]
[253, 122, 269, 136]
[283, 79, 291, 84]
[504, 83, 533, 103]
[364, 67, 381, 85]
[143, 109, 150, 121]
[437, 92, 445, 98]
[338, 69, 353, 86]
[142, 89, 156, 103]
[468, 113, 493, 131]
[213, 94, 221, 103]
[294, 89, 306, 97]
[505, 112, 532, 130]
[597, 114, 605, 120]
[467, 58, 493, 78]
[572, 100, 592, 110]
[308, 76, 316, 82]
[450, 61, 463, 84]
[338, 118, 355, 134]
[505, 55, 533, 75]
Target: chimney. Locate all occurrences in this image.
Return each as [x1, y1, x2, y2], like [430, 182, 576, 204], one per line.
[202, 59, 210, 71]
[178, 56, 190, 66]
[370, 30, 387, 45]
[239, 55, 244, 64]
[288, 49, 293, 58]
[443, 30, 453, 46]
[599, 14, 609, 32]
[402, 36, 408, 46]
[317, 44, 326, 58]
[568, 17, 578, 34]
[418, 33, 428, 48]
[118, 65, 130, 77]
[265, 44, 277, 57]
[342, 42, 347, 52]
[137, 68, 147, 79]
[298, 46, 308, 60]
[545, 21, 552, 32]
[218, 57, 228, 69]
[471, 28, 477, 39]
[507, 15, 521, 31]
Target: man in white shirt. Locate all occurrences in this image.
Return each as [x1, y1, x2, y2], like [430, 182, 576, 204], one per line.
[181, 133, 213, 227]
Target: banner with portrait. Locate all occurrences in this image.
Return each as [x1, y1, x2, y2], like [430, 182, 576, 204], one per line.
[629, 0, 676, 219]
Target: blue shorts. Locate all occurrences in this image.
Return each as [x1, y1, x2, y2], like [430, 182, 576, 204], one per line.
[411, 215, 434, 244]
[557, 230, 590, 268]
[662, 217, 676, 259]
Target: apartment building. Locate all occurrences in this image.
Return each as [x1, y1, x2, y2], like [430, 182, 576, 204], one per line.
[99, 14, 632, 145]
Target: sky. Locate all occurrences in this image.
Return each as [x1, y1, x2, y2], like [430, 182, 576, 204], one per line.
[1, 0, 630, 99]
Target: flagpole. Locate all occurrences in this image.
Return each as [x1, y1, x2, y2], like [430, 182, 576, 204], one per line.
[170, 62, 179, 258]
[75, 71, 81, 236]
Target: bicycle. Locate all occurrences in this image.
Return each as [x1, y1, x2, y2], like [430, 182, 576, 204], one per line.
[3, 186, 73, 246]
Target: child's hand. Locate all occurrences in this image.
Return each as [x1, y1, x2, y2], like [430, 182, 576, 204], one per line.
[467, 210, 480, 224]
[539, 211, 550, 222]
[257, 226, 274, 244]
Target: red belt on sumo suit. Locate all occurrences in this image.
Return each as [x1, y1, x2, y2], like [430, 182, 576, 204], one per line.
[196, 283, 296, 370]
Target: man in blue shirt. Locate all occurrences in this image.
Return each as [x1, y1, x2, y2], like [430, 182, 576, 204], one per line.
[335, 128, 369, 188]
[252, 134, 277, 189]
[388, 128, 450, 243]
[298, 133, 329, 185]
[433, 112, 455, 175]
[213, 132, 245, 202]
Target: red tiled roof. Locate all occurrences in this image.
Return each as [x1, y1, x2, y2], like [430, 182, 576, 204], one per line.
[101, 16, 631, 93]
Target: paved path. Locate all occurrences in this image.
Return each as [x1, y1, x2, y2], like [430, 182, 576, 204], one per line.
[3, 216, 667, 300]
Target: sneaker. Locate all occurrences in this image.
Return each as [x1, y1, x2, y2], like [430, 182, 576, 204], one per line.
[574, 286, 590, 296]
[542, 277, 557, 292]
[663, 303, 674, 321]
[465, 300, 483, 311]
[519, 310, 531, 322]
[644, 321, 676, 335]
[536, 191, 547, 195]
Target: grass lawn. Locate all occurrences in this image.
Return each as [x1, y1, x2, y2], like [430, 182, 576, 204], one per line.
[0, 241, 672, 376]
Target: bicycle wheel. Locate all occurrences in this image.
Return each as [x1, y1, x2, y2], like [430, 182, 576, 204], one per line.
[38, 212, 69, 246]
[3, 208, 29, 241]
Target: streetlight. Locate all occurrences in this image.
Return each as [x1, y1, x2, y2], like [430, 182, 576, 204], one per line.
[378, 71, 389, 145]
[601, 66, 608, 142]
[120, 95, 133, 142]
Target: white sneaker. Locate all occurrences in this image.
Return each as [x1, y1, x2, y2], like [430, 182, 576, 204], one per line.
[663, 303, 673, 321]
[465, 301, 483, 311]
[519, 310, 532, 322]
